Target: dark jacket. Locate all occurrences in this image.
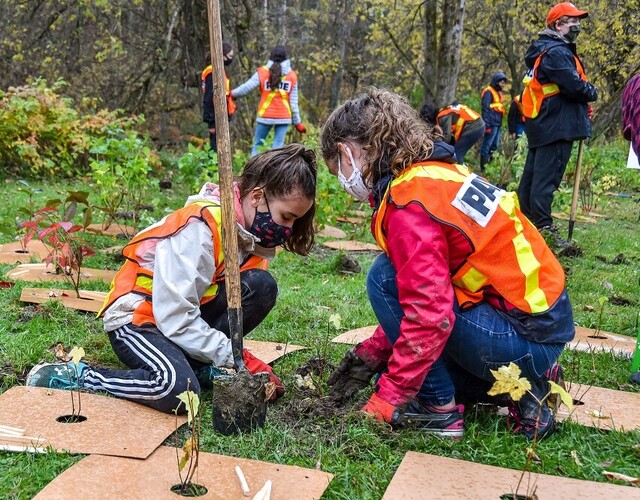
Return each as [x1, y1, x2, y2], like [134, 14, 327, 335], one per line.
[507, 97, 524, 136]
[481, 73, 506, 128]
[523, 31, 598, 148]
[202, 71, 216, 127]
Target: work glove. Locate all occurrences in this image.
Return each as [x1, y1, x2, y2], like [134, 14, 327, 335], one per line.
[326, 347, 377, 402]
[587, 104, 593, 119]
[295, 123, 307, 133]
[485, 127, 492, 134]
[361, 393, 401, 424]
[242, 349, 285, 401]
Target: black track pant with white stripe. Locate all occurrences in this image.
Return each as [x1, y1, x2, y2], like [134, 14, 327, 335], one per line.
[83, 269, 277, 414]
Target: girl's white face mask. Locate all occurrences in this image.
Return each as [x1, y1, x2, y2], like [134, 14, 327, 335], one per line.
[337, 145, 371, 202]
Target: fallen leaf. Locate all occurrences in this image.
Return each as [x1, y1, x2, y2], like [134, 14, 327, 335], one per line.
[571, 450, 583, 467]
[602, 470, 640, 485]
[585, 409, 610, 419]
[265, 381, 276, 400]
[583, 305, 594, 312]
[487, 362, 532, 401]
[329, 314, 342, 330]
[51, 343, 69, 361]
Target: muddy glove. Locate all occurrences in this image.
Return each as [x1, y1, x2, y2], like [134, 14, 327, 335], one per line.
[326, 347, 377, 401]
[243, 349, 285, 401]
[361, 393, 401, 424]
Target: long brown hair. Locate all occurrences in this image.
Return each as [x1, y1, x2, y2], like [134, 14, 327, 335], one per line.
[238, 144, 316, 255]
[268, 45, 288, 91]
[320, 88, 434, 187]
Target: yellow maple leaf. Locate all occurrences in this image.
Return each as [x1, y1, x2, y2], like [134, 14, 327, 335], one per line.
[69, 346, 85, 368]
[487, 362, 532, 401]
[329, 313, 342, 329]
[176, 390, 200, 424]
[178, 436, 198, 471]
[548, 380, 573, 412]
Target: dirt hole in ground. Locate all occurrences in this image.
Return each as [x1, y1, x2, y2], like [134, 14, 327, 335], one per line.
[170, 483, 208, 497]
[56, 414, 87, 423]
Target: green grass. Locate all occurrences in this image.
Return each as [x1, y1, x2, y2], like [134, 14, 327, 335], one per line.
[0, 172, 639, 498]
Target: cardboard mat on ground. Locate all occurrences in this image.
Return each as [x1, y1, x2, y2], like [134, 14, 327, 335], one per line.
[316, 225, 347, 239]
[382, 452, 639, 499]
[557, 383, 640, 431]
[0, 386, 186, 458]
[322, 241, 381, 252]
[0, 240, 50, 264]
[20, 288, 107, 313]
[332, 325, 637, 357]
[34, 445, 334, 499]
[7, 263, 116, 283]
[85, 223, 136, 237]
[243, 340, 306, 364]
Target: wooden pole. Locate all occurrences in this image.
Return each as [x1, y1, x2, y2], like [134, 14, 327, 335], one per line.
[206, 0, 244, 371]
[568, 140, 585, 241]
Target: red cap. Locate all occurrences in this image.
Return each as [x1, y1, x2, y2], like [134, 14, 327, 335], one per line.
[546, 2, 588, 25]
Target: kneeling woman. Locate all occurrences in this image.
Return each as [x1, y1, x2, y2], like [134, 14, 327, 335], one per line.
[27, 144, 317, 414]
[321, 89, 573, 440]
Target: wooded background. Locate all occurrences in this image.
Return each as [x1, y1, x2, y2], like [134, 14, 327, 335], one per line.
[1, 0, 638, 150]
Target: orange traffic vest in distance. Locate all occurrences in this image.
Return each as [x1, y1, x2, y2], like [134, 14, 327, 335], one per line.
[521, 51, 588, 119]
[201, 65, 236, 116]
[437, 104, 481, 141]
[256, 66, 297, 119]
[372, 161, 565, 314]
[482, 86, 505, 115]
[98, 202, 267, 326]
[513, 95, 525, 123]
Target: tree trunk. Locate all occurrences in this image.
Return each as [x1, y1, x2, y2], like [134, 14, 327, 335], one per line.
[329, 0, 352, 111]
[435, 0, 465, 107]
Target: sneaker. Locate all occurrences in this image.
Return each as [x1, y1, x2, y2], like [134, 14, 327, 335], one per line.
[194, 364, 228, 389]
[26, 361, 88, 390]
[539, 225, 571, 250]
[506, 364, 564, 441]
[398, 399, 465, 438]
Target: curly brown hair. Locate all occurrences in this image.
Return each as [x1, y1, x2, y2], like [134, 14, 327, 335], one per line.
[320, 88, 434, 186]
[238, 144, 317, 256]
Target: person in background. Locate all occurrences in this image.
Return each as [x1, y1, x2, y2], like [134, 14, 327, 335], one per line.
[516, 2, 598, 251]
[321, 88, 573, 441]
[201, 42, 236, 153]
[508, 94, 526, 140]
[622, 73, 640, 157]
[26, 145, 318, 414]
[480, 72, 507, 172]
[231, 45, 306, 156]
[420, 102, 485, 165]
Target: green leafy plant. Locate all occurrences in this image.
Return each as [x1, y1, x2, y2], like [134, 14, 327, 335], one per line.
[21, 192, 94, 298]
[172, 384, 206, 497]
[89, 120, 159, 231]
[60, 346, 86, 423]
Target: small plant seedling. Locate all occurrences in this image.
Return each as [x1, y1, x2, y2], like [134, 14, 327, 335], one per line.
[488, 362, 573, 500]
[172, 383, 207, 497]
[56, 346, 86, 424]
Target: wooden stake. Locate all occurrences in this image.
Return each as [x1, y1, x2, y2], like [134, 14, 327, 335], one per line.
[235, 465, 250, 497]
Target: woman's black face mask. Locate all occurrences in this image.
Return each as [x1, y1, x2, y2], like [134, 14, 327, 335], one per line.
[248, 196, 292, 248]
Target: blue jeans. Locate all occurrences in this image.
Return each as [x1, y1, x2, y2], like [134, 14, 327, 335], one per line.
[251, 122, 290, 156]
[366, 254, 564, 406]
[480, 126, 501, 158]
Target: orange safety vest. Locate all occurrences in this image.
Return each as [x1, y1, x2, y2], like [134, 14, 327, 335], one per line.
[98, 202, 267, 326]
[201, 65, 236, 116]
[513, 95, 525, 123]
[372, 161, 565, 314]
[521, 51, 588, 119]
[437, 104, 482, 142]
[256, 66, 297, 119]
[481, 86, 505, 115]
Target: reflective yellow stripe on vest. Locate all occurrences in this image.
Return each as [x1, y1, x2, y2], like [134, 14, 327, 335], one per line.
[257, 88, 292, 117]
[454, 116, 465, 141]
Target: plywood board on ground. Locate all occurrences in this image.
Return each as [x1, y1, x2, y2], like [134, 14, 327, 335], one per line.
[323, 241, 380, 252]
[20, 288, 107, 313]
[332, 325, 376, 345]
[0, 240, 50, 264]
[552, 212, 598, 224]
[382, 452, 639, 500]
[35, 445, 334, 499]
[570, 326, 636, 357]
[85, 223, 136, 237]
[0, 386, 186, 458]
[557, 383, 640, 432]
[6, 263, 116, 283]
[244, 340, 306, 364]
[316, 225, 347, 239]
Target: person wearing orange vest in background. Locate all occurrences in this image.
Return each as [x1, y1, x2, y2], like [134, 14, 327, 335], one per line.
[479, 72, 507, 172]
[516, 2, 597, 251]
[26, 145, 318, 415]
[507, 94, 526, 140]
[201, 42, 236, 153]
[420, 102, 485, 164]
[320, 88, 574, 441]
[231, 45, 306, 157]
